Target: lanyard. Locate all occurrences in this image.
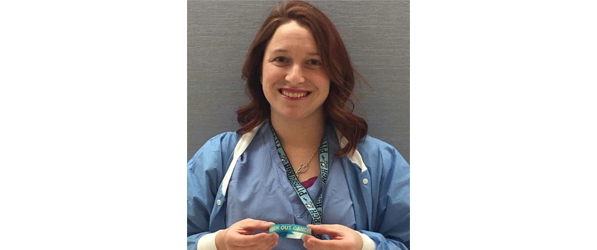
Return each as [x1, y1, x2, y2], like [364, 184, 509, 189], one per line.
[269, 121, 329, 225]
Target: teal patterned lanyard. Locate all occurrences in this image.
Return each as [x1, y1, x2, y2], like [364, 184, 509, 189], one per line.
[269, 120, 329, 225]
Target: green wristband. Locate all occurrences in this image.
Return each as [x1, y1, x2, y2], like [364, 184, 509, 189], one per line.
[268, 224, 312, 239]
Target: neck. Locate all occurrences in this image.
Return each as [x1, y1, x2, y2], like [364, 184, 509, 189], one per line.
[270, 114, 326, 149]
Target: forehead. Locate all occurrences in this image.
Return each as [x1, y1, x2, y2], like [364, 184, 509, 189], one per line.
[266, 21, 318, 53]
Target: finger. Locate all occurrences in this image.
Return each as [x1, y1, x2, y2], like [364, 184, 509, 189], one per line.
[302, 234, 314, 244]
[243, 237, 276, 250]
[229, 232, 276, 247]
[304, 237, 345, 250]
[239, 218, 276, 231]
[302, 234, 315, 249]
[256, 233, 278, 250]
[304, 234, 330, 249]
[307, 224, 344, 236]
[233, 220, 276, 236]
[262, 234, 279, 250]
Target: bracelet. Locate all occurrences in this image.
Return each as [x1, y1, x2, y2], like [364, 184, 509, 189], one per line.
[268, 224, 312, 239]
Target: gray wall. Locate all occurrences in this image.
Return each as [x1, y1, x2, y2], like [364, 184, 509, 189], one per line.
[188, 0, 409, 163]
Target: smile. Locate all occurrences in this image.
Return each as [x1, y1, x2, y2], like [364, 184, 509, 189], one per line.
[280, 89, 310, 98]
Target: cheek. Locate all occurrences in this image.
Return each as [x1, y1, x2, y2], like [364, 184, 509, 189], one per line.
[323, 84, 330, 98]
[321, 81, 331, 99]
[315, 75, 331, 92]
[261, 66, 278, 85]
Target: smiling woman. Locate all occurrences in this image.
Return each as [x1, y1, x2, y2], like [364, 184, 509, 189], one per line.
[261, 20, 330, 125]
[187, 1, 410, 250]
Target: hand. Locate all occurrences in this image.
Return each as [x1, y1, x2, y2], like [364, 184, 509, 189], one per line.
[302, 224, 363, 250]
[215, 218, 279, 250]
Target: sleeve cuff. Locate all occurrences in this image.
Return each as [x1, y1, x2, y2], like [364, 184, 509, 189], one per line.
[197, 230, 223, 250]
[360, 232, 376, 250]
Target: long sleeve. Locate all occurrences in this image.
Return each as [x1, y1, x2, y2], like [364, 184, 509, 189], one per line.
[187, 132, 239, 250]
[356, 137, 410, 250]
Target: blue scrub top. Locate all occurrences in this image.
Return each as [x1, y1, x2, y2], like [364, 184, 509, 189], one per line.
[226, 122, 356, 249]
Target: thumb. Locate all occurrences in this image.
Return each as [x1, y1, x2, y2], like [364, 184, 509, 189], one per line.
[241, 218, 276, 231]
[307, 224, 343, 236]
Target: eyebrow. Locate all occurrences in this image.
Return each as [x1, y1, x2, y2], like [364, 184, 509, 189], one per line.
[271, 49, 320, 56]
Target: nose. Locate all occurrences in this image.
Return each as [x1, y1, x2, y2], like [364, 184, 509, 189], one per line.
[285, 64, 305, 85]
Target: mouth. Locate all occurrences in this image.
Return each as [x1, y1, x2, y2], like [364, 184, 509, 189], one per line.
[279, 89, 311, 99]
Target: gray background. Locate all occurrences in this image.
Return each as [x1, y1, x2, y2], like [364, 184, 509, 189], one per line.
[188, 0, 409, 163]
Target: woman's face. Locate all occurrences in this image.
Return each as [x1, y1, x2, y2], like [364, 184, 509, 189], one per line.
[261, 20, 330, 123]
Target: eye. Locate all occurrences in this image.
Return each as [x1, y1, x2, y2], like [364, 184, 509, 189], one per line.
[307, 59, 322, 67]
[305, 59, 321, 69]
[272, 57, 288, 63]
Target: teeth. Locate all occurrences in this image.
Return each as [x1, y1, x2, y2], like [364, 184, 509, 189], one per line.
[282, 90, 307, 98]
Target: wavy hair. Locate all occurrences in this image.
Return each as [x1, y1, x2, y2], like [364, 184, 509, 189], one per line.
[236, 0, 368, 156]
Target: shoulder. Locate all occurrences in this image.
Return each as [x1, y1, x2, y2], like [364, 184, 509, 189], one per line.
[188, 131, 242, 169]
[200, 131, 241, 152]
[356, 135, 409, 171]
[205, 131, 243, 150]
[357, 135, 402, 159]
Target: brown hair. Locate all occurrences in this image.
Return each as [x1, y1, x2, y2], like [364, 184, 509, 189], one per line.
[236, 0, 368, 156]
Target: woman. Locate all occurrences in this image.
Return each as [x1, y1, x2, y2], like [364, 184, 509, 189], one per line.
[187, 0, 410, 249]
